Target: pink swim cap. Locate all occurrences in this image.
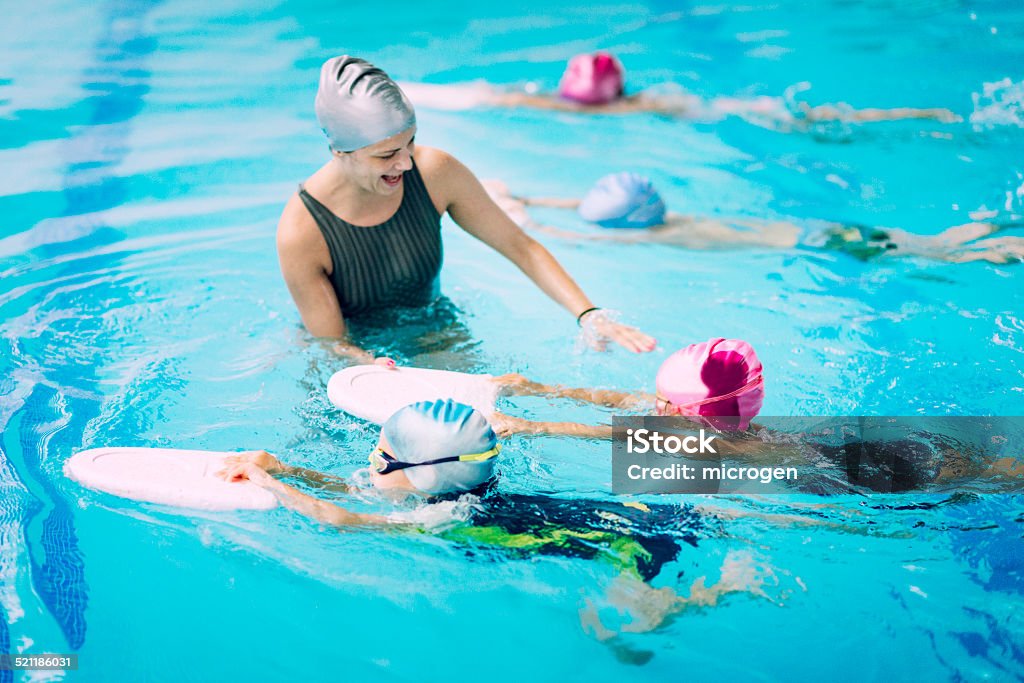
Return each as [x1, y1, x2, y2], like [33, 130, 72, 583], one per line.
[558, 52, 625, 105]
[655, 338, 764, 430]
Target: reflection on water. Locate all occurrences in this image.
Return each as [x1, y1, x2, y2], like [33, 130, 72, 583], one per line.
[347, 296, 484, 370]
[1, 0, 162, 653]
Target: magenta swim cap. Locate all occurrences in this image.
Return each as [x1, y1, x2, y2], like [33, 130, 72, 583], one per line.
[558, 52, 625, 105]
[655, 338, 764, 430]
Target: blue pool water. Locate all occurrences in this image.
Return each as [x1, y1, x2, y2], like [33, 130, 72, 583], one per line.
[2, 1, 1023, 680]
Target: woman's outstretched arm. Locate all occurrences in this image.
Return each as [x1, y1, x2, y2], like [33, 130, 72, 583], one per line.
[423, 148, 656, 353]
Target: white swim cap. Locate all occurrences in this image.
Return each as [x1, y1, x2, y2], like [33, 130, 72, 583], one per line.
[577, 172, 667, 229]
[381, 399, 498, 495]
[315, 55, 416, 152]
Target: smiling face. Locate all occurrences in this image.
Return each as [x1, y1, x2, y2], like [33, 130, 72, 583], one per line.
[334, 126, 416, 195]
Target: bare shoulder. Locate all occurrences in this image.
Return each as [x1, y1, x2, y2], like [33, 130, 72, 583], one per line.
[277, 192, 318, 248]
[277, 191, 329, 270]
[414, 145, 470, 178]
[414, 146, 479, 211]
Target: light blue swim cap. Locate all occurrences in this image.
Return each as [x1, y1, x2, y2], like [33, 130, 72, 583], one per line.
[315, 55, 416, 152]
[382, 399, 498, 495]
[577, 172, 667, 229]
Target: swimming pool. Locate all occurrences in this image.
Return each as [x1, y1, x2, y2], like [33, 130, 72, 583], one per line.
[2, 0, 1023, 680]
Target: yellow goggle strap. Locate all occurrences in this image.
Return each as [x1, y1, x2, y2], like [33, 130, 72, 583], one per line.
[456, 444, 502, 462]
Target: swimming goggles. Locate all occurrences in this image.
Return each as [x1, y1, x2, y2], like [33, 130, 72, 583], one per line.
[655, 375, 764, 416]
[368, 444, 502, 475]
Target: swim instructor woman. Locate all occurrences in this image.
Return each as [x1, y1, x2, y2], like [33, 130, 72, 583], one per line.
[277, 56, 656, 361]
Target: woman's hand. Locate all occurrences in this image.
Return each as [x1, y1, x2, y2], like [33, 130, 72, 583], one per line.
[331, 344, 399, 368]
[331, 346, 397, 368]
[218, 461, 275, 487]
[580, 309, 656, 353]
[220, 450, 284, 475]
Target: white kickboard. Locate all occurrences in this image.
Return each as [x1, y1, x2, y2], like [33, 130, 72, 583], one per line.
[65, 447, 278, 511]
[327, 365, 498, 425]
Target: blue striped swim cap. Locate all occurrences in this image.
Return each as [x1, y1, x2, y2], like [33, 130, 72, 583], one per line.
[382, 399, 498, 495]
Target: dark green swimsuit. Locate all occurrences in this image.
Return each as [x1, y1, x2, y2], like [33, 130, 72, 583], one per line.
[442, 495, 709, 582]
[299, 162, 443, 317]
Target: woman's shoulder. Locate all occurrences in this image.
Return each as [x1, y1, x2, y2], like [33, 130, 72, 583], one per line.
[414, 146, 478, 204]
[414, 145, 460, 175]
[415, 146, 476, 182]
[277, 180, 327, 256]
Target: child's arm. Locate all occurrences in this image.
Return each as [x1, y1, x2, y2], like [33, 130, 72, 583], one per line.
[492, 373, 651, 410]
[812, 104, 961, 124]
[531, 223, 652, 243]
[221, 462, 389, 528]
[489, 412, 613, 439]
[519, 196, 582, 210]
[222, 451, 353, 494]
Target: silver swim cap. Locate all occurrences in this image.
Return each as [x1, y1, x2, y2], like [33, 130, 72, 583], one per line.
[314, 55, 416, 152]
[382, 399, 499, 495]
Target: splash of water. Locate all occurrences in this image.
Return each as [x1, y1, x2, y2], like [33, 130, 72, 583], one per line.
[970, 77, 1024, 129]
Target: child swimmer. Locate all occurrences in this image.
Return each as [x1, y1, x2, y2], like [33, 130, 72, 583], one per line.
[218, 397, 776, 653]
[439, 339, 1024, 494]
[219, 339, 763, 501]
[489, 337, 765, 438]
[219, 399, 502, 524]
[485, 173, 1024, 264]
[401, 51, 961, 131]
